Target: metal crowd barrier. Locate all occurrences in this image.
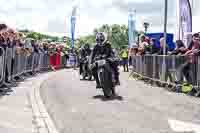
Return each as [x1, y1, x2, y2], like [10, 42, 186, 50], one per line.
[13, 52, 23, 78]
[0, 47, 5, 86]
[69, 53, 77, 68]
[131, 55, 200, 89]
[0, 46, 67, 89]
[60, 54, 66, 68]
[40, 52, 51, 71]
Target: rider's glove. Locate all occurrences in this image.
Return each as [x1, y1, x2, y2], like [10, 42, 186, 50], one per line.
[102, 54, 107, 58]
[88, 63, 93, 70]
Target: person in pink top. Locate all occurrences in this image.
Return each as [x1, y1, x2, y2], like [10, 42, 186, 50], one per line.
[49, 44, 57, 71]
[55, 45, 61, 69]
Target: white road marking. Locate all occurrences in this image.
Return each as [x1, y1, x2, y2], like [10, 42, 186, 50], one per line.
[168, 118, 200, 133]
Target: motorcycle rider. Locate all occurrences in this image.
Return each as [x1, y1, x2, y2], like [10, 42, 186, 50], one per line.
[79, 43, 92, 79]
[90, 32, 120, 88]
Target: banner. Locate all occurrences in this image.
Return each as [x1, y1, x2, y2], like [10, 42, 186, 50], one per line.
[178, 0, 192, 47]
[146, 33, 175, 50]
[71, 5, 77, 49]
[71, 16, 76, 48]
[128, 9, 136, 48]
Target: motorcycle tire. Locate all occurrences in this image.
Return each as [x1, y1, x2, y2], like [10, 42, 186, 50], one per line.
[82, 64, 87, 79]
[98, 68, 113, 98]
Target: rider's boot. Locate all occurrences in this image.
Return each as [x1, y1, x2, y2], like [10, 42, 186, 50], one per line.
[96, 84, 101, 89]
[96, 78, 101, 89]
[83, 76, 86, 80]
[112, 88, 117, 96]
[115, 76, 120, 86]
[88, 75, 92, 81]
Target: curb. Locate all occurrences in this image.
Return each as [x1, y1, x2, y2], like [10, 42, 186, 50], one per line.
[28, 72, 59, 133]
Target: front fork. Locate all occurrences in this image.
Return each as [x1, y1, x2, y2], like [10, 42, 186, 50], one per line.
[97, 68, 103, 85]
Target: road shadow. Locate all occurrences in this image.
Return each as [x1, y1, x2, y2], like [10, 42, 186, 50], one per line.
[93, 95, 124, 101]
[80, 78, 95, 81]
[0, 89, 12, 98]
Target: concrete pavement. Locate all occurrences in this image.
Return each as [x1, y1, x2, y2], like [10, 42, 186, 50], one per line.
[0, 85, 34, 133]
[0, 72, 58, 133]
[40, 69, 200, 133]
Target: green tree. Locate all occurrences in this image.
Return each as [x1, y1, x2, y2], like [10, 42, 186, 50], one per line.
[93, 28, 98, 35]
[76, 24, 130, 49]
[25, 31, 60, 41]
[110, 24, 128, 49]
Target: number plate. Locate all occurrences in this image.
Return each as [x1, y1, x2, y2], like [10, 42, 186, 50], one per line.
[97, 60, 106, 66]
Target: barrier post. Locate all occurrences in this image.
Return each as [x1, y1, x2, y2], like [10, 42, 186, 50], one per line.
[0, 47, 5, 86]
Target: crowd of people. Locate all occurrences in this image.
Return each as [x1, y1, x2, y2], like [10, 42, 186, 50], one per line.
[128, 33, 200, 56]
[128, 32, 200, 94]
[0, 24, 72, 89]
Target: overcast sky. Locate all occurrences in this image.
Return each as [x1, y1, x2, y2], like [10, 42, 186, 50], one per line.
[0, 0, 200, 37]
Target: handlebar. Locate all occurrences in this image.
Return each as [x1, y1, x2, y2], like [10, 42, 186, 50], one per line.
[94, 56, 119, 63]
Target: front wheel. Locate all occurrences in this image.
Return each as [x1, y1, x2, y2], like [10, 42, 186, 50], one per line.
[98, 68, 113, 98]
[81, 64, 87, 79]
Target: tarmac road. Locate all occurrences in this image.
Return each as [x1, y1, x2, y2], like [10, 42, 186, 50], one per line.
[40, 69, 200, 133]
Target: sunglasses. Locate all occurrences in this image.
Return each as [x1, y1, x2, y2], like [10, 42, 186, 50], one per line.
[194, 38, 200, 41]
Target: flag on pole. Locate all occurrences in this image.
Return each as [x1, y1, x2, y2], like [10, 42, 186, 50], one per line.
[128, 9, 136, 48]
[71, 5, 77, 49]
[178, 0, 192, 47]
[71, 16, 76, 48]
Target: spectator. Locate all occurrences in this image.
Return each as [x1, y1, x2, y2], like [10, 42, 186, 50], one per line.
[0, 34, 5, 46]
[150, 38, 159, 54]
[128, 47, 137, 66]
[31, 40, 39, 53]
[55, 45, 61, 69]
[120, 48, 129, 72]
[69, 48, 77, 69]
[137, 35, 146, 55]
[157, 37, 168, 55]
[144, 37, 152, 54]
[185, 34, 200, 56]
[176, 33, 200, 92]
[3, 30, 15, 84]
[33, 40, 41, 73]
[15, 39, 22, 55]
[169, 40, 187, 55]
[130, 47, 138, 71]
[184, 34, 200, 66]
[41, 43, 49, 69]
[157, 37, 174, 82]
[38, 43, 45, 54]
[0, 24, 7, 34]
[63, 47, 69, 65]
[188, 33, 199, 50]
[49, 44, 57, 71]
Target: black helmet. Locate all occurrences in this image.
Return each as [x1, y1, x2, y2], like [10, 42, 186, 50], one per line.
[96, 32, 106, 45]
[84, 43, 90, 49]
